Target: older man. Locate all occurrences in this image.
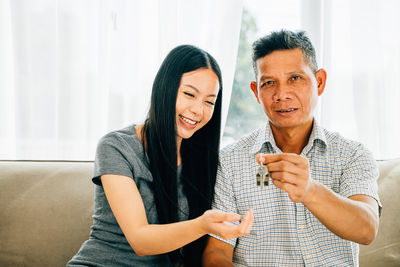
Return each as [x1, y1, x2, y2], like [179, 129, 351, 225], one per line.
[202, 30, 381, 266]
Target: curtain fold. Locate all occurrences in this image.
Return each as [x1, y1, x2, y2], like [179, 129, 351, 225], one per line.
[3, 0, 397, 160]
[302, 0, 400, 159]
[0, 0, 243, 160]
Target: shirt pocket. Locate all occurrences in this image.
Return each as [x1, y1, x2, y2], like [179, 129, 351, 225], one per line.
[312, 164, 341, 193]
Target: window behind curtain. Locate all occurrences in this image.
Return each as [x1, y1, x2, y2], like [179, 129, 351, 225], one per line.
[223, 0, 400, 160]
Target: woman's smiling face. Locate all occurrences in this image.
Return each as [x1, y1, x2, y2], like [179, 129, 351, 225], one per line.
[175, 68, 220, 141]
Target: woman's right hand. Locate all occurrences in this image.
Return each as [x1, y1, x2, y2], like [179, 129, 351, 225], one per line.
[197, 209, 254, 240]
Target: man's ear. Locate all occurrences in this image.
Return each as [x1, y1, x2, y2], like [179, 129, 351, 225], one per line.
[315, 68, 327, 96]
[250, 81, 261, 104]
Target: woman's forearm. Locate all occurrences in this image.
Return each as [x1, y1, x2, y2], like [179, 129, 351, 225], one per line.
[101, 175, 253, 256]
[128, 217, 205, 256]
[126, 209, 253, 256]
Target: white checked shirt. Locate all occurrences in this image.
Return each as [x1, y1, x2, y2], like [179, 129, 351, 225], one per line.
[211, 121, 381, 266]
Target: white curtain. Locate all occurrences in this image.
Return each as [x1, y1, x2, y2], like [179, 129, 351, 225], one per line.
[302, 0, 400, 160]
[0, 0, 243, 160]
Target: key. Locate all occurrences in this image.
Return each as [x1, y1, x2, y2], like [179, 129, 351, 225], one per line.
[256, 155, 269, 189]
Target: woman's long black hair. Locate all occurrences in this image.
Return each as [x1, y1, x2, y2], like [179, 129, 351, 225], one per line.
[141, 45, 222, 266]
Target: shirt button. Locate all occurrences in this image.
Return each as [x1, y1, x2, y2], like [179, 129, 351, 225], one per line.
[306, 255, 311, 259]
[299, 225, 304, 229]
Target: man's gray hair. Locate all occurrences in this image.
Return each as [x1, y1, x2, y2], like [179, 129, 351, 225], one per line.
[252, 30, 318, 77]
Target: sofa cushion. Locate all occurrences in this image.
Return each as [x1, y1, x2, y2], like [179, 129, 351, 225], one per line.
[0, 161, 94, 267]
[359, 158, 400, 267]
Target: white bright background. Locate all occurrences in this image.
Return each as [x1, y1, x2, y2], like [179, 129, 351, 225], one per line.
[0, 0, 243, 160]
[1, 0, 399, 160]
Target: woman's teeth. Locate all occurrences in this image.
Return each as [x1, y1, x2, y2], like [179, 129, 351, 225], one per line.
[181, 115, 197, 125]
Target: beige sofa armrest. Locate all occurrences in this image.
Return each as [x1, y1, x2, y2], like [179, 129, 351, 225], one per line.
[359, 158, 400, 267]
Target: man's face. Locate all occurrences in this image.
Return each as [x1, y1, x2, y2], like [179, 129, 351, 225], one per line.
[251, 48, 326, 130]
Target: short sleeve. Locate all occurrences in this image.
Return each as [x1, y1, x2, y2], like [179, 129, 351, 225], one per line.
[92, 133, 133, 185]
[209, 159, 238, 247]
[339, 143, 382, 216]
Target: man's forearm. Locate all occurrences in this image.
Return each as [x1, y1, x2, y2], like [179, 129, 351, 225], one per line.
[202, 237, 235, 267]
[202, 249, 234, 267]
[303, 181, 379, 245]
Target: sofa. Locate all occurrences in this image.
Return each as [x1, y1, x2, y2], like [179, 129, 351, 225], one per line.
[0, 159, 399, 267]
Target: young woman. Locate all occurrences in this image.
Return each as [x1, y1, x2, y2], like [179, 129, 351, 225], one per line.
[67, 45, 253, 267]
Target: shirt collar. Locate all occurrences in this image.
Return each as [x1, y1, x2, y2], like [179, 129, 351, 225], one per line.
[249, 122, 276, 155]
[302, 119, 327, 155]
[249, 119, 327, 155]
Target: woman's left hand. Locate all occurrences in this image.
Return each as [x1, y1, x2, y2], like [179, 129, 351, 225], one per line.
[197, 209, 254, 240]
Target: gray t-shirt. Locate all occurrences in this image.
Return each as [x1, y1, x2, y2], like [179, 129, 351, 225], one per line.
[68, 125, 189, 267]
